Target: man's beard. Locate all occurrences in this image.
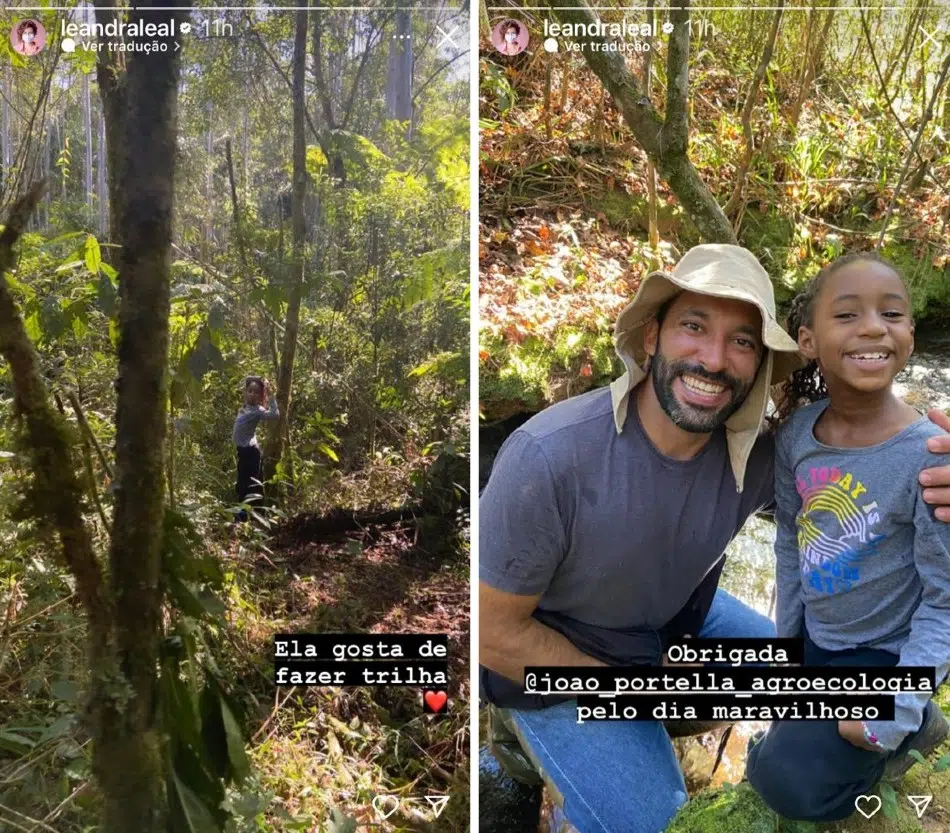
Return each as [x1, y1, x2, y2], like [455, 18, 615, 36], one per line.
[650, 350, 755, 433]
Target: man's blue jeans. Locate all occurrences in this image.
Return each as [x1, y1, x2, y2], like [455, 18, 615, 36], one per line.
[509, 589, 775, 833]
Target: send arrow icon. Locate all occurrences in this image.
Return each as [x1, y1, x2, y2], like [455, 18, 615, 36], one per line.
[425, 796, 449, 818]
[908, 795, 932, 819]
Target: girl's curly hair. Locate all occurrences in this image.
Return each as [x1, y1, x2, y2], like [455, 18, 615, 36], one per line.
[17, 20, 38, 39]
[773, 250, 904, 425]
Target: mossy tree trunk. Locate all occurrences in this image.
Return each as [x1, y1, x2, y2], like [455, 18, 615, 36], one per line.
[266, 2, 309, 484]
[0, 181, 114, 686]
[92, 5, 186, 830]
[553, 0, 737, 244]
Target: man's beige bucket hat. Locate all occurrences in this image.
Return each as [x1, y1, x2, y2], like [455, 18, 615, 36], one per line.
[610, 244, 803, 493]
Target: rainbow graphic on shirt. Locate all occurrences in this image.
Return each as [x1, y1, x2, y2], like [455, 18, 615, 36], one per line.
[794, 466, 883, 595]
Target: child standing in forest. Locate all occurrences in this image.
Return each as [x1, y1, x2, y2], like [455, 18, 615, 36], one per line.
[746, 252, 950, 820]
[232, 376, 279, 521]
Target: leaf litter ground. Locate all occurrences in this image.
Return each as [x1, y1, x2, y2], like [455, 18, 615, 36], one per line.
[224, 511, 469, 833]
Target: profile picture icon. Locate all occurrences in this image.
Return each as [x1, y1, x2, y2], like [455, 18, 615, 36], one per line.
[11, 19, 46, 56]
[492, 19, 528, 56]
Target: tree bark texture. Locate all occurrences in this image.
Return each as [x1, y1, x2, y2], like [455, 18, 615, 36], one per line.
[553, 0, 736, 244]
[95, 4, 186, 830]
[266, 2, 309, 481]
[94, 1, 128, 249]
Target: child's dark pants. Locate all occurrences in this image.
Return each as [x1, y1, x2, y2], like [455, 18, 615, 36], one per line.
[236, 445, 263, 506]
[746, 633, 936, 821]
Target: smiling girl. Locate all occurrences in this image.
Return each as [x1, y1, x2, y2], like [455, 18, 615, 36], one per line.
[747, 252, 950, 821]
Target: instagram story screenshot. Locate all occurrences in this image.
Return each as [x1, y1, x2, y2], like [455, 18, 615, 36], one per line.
[0, 2, 470, 833]
[478, 2, 950, 833]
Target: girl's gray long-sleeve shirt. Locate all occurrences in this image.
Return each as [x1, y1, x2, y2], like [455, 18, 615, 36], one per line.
[774, 399, 950, 750]
[232, 398, 279, 447]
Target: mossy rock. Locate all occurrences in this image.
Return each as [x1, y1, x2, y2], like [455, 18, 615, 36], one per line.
[479, 330, 618, 421]
[584, 190, 683, 236]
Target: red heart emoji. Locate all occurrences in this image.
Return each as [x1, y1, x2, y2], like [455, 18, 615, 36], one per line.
[424, 690, 447, 712]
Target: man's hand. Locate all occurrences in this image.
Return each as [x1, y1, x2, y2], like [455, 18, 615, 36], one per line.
[838, 720, 882, 752]
[922, 410, 950, 522]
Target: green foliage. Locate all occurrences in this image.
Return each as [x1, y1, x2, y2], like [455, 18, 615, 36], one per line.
[162, 507, 248, 833]
[880, 781, 899, 820]
[481, 60, 516, 115]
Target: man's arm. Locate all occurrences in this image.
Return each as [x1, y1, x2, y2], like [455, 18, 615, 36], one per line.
[480, 582, 605, 686]
[922, 410, 950, 521]
[479, 428, 603, 684]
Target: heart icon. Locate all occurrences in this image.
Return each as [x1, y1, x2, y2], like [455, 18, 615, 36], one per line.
[424, 690, 448, 712]
[372, 795, 399, 820]
[855, 794, 882, 819]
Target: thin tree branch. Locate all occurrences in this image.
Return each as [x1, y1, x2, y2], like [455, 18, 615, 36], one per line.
[877, 48, 950, 245]
[411, 50, 470, 105]
[67, 390, 114, 480]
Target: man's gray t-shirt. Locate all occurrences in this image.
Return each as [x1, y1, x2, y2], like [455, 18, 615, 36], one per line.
[774, 399, 950, 749]
[480, 385, 776, 646]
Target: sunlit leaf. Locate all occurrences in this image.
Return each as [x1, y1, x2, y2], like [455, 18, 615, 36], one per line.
[84, 235, 102, 275]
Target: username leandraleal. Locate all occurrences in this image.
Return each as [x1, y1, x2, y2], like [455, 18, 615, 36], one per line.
[543, 19, 656, 38]
[61, 18, 178, 38]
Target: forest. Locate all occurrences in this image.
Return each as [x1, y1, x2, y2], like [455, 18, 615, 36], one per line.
[0, 3, 470, 833]
[480, 0, 950, 428]
[479, 2, 950, 832]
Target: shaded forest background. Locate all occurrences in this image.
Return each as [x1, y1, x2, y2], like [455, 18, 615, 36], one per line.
[480, 0, 950, 427]
[0, 3, 470, 833]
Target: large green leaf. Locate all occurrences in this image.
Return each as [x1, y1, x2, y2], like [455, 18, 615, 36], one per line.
[219, 698, 250, 783]
[84, 235, 102, 275]
[879, 781, 898, 820]
[0, 730, 35, 754]
[172, 771, 219, 833]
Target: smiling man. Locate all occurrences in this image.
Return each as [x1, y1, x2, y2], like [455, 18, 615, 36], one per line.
[479, 244, 950, 833]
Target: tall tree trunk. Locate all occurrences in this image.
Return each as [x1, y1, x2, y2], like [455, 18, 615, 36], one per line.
[83, 7, 94, 215]
[43, 125, 51, 228]
[204, 102, 213, 260]
[387, 9, 413, 132]
[94, 1, 127, 250]
[266, 3, 309, 482]
[554, 0, 736, 243]
[98, 110, 107, 237]
[225, 138, 250, 321]
[94, 5, 185, 830]
[2, 68, 10, 193]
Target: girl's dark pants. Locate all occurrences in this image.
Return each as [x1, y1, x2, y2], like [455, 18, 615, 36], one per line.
[236, 445, 263, 505]
[746, 632, 937, 821]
